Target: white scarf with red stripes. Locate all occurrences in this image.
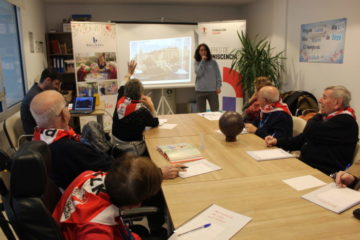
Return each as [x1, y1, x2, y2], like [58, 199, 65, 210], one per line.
[116, 96, 143, 120]
[260, 100, 292, 119]
[324, 107, 356, 120]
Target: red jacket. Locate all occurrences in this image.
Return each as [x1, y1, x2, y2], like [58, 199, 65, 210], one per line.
[53, 171, 141, 240]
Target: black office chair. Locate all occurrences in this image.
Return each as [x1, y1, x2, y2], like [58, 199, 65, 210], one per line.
[2, 141, 64, 240]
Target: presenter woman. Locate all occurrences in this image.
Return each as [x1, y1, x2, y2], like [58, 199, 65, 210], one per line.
[194, 43, 222, 112]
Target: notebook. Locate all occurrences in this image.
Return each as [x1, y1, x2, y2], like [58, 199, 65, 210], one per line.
[157, 143, 203, 163]
[69, 96, 95, 114]
[246, 148, 294, 161]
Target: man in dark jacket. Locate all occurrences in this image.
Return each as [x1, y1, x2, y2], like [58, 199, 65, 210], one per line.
[245, 86, 293, 139]
[265, 85, 359, 175]
[21, 69, 61, 134]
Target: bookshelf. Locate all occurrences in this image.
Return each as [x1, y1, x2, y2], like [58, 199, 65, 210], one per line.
[45, 32, 76, 95]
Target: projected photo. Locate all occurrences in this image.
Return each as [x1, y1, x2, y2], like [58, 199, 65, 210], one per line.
[130, 36, 191, 84]
[75, 52, 117, 82]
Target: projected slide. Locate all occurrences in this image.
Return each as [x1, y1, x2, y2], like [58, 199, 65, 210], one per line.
[130, 36, 191, 85]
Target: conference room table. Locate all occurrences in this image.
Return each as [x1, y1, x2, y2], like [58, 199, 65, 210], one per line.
[145, 113, 360, 239]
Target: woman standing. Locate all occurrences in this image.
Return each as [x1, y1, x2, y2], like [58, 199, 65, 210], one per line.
[194, 43, 222, 112]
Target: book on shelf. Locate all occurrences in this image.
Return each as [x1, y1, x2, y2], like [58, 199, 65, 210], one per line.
[157, 143, 203, 163]
[50, 39, 60, 54]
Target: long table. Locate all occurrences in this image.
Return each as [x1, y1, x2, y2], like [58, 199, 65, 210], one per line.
[145, 113, 360, 239]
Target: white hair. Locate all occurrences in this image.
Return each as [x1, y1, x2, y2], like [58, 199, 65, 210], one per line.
[30, 99, 65, 127]
[325, 85, 351, 108]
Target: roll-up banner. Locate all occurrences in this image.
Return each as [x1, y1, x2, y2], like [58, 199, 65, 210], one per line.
[198, 20, 246, 113]
[71, 22, 117, 131]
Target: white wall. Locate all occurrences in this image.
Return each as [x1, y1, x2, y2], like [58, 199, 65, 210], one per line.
[19, 0, 47, 88]
[285, 0, 360, 117]
[242, 0, 360, 118]
[44, 3, 245, 32]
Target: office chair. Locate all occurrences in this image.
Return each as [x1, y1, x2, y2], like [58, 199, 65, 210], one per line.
[3, 111, 33, 151]
[3, 141, 64, 240]
[291, 116, 306, 137]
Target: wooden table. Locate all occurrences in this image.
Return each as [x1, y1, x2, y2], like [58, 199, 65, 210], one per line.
[70, 106, 105, 128]
[145, 113, 360, 239]
[163, 172, 360, 239]
[144, 113, 219, 139]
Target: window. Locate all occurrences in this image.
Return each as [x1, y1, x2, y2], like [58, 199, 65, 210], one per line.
[0, 0, 25, 114]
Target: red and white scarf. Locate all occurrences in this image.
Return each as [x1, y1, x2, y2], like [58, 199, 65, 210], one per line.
[260, 100, 292, 118]
[116, 96, 143, 120]
[33, 127, 80, 145]
[324, 107, 356, 120]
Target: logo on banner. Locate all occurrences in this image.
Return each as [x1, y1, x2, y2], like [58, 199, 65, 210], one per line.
[212, 28, 226, 35]
[86, 36, 104, 48]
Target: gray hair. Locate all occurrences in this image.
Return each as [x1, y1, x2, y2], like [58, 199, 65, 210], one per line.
[124, 78, 144, 100]
[259, 86, 280, 103]
[325, 85, 351, 108]
[30, 98, 65, 127]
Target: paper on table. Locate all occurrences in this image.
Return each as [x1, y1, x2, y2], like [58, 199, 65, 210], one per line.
[179, 159, 222, 178]
[282, 175, 326, 191]
[172, 204, 252, 240]
[159, 123, 177, 129]
[302, 183, 360, 213]
[159, 118, 168, 126]
[198, 112, 223, 121]
[246, 148, 294, 161]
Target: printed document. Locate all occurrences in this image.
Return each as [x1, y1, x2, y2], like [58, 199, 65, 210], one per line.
[159, 123, 177, 129]
[246, 148, 294, 161]
[198, 112, 223, 121]
[302, 183, 360, 213]
[169, 204, 251, 240]
[179, 159, 222, 178]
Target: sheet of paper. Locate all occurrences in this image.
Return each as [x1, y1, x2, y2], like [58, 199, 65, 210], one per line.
[246, 148, 294, 161]
[179, 159, 222, 178]
[159, 118, 168, 126]
[173, 204, 252, 240]
[282, 175, 326, 191]
[159, 123, 177, 129]
[302, 183, 360, 213]
[198, 112, 223, 121]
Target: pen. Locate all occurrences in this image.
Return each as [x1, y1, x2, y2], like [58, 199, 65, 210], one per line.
[180, 166, 188, 169]
[177, 223, 211, 236]
[330, 163, 352, 179]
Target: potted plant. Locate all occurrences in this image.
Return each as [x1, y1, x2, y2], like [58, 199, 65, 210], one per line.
[230, 31, 285, 99]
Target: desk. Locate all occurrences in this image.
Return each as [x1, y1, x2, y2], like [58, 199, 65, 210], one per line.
[163, 173, 360, 239]
[70, 107, 105, 128]
[144, 113, 218, 139]
[145, 114, 360, 239]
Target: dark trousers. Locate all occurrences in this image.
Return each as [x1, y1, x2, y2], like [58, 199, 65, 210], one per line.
[196, 91, 219, 112]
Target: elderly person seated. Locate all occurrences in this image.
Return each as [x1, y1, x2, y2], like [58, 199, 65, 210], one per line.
[30, 90, 185, 190]
[53, 154, 162, 240]
[265, 85, 359, 175]
[245, 86, 293, 139]
[112, 78, 158, 156]
[243, 76, 273, 123]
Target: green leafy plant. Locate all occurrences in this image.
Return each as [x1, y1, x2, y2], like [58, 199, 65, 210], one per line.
[230, 31, 286, 99]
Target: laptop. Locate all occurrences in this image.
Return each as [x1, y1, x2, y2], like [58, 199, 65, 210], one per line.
[69, 96, 96, 114]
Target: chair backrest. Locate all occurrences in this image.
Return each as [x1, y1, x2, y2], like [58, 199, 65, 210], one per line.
[3, 111, 31, 151]
[282, 91, 319, 116]
[3, 141, 63, 240]
[292, 116, 306, 137]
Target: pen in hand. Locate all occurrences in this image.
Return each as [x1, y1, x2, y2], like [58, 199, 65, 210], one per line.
[177, 223, 211, 236]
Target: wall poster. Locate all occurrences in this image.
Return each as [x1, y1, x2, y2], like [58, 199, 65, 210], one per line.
[300, 18, 347, 63]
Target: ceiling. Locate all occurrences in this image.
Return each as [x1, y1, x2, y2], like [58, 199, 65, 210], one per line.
[44, 0, 256, 6]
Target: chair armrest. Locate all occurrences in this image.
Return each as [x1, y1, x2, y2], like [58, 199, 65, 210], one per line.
[122, 207, 158, 218]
